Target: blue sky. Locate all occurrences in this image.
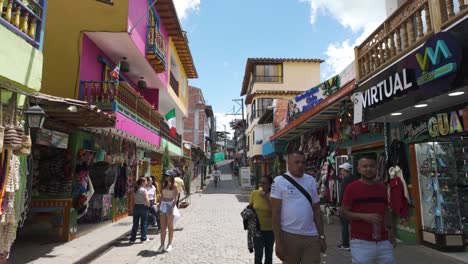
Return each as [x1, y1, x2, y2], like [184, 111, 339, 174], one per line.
[173, 0, 387, 133]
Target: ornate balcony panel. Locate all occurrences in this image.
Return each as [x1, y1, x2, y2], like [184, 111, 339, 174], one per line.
[80, 81, 162, 133]
[160, 121, 182, 147]
[0, 0, 45, 48]
[146, 25, 167, 73]
[355, 0, 468, 83]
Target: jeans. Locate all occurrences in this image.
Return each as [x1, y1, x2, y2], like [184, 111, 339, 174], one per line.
[130, 204, 148, 241]
[340, 216, 350, 247]
[350, 239, 395, 264]
[253, 231, 274, 264]
[148, 200, 160, 229]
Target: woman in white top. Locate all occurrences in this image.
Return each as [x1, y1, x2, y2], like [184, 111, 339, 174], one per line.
[130, 177, 150, 243]
[157, 170, 179, 253]
[146, 176, 160, 230]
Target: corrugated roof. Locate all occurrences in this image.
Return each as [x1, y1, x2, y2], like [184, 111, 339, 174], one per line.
[240, 58, 324, 96]
[155, 0, 198, 78]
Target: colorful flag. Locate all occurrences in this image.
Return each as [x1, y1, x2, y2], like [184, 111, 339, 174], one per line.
[110, 63, 120, 79]
[165, 109, 177, 136]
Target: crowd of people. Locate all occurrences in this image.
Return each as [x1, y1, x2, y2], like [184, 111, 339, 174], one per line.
[244, 151, 396, 264]
[129, 169, 186, 253]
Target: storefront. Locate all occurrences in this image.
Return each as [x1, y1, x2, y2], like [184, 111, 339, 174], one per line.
[271, 64, 356, 208]
[353, 26, 468, 250]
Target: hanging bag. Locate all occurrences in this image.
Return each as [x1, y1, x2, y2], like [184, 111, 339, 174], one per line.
[0, 89, 5, 150]
[4, 93, 23, 150]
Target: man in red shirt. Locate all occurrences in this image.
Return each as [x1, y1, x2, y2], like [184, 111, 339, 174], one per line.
[342, 156, 396, 264]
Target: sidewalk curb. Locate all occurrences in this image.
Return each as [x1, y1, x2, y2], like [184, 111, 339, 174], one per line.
[73, 231, 131, 264]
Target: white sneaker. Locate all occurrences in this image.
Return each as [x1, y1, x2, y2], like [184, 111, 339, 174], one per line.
[157, 245, 165, 253]
[166, 244, 173, 252]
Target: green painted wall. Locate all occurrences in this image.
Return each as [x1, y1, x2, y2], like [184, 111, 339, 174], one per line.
[161, 138, 182, 156]
[0, 26, 43, 92]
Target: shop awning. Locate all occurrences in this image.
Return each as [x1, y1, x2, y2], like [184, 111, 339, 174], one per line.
[262, 140, 285, 157]
[270, 81, 355, 142]
[36, 94, 116, 128]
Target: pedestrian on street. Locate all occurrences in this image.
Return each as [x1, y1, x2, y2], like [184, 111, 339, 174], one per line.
[146, 176, 160, 231]
[337, 162, 356, 251]
[271, 151, 326, 264]
[342, 155, 396, 264]
[249, 175, 275, 264]
[157, 170, 179, 253]
[212, 165, 221, 183]
[174, 169, 186, 207]
[130, 177, 151, 243]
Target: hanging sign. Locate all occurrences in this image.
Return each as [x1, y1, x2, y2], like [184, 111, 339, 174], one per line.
[403, 108, 467, 139]
[288, 75, 340, 121]
[35, 129, 69, 149]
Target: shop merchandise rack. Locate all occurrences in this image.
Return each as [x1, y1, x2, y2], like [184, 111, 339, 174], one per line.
[415, 140, 465, 249]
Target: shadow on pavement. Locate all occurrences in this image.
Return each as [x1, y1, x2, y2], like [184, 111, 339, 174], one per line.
[137, 250, 165, 257]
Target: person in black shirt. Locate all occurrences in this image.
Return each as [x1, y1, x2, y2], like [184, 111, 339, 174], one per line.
[338, 162, 356, 251]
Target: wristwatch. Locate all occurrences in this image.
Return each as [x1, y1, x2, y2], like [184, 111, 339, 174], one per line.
[319, 235, 326, 239]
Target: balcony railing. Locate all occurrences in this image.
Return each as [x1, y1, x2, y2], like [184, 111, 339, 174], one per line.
[0, 0, 45, 48]
[146, 25, 167, 73]
[170, 72, 179, 96]
[80, 81, 161, 132]
[160, 121, 182, 147]
[355, 0, 468, 83]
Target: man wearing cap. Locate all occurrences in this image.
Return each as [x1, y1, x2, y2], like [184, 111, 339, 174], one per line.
[338, 162, 356, 251]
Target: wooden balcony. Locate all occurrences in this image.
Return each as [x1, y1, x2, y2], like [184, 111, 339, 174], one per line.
[80, 81, 162, 132]
[160, 121, 182, 147]
[0, 0, 45, 48]
[146, 25, 167, 73]
[355, 0, 468, 83]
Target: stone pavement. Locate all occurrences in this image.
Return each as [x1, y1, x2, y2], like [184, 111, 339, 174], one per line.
[89, 173, 466, 264]
[9, 167, 467, 263]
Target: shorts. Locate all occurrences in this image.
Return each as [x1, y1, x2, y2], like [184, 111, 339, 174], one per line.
[159, 201, 173, 215]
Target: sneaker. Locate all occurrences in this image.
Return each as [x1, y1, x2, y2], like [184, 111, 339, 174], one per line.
[129, 240, 136, 244]
[166, 244, 173, 252]
[337, 245, 350, 251]
[156, 245, 165, 253]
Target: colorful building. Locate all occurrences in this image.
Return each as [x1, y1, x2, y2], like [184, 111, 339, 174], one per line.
[240, 58, 322, 183]
[20, 0, 197, 242]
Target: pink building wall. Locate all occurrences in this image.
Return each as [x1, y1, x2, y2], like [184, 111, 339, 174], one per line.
[128, 0, 148, 57]
[116, 112, 161, 147]
[79, 35, 104, 82]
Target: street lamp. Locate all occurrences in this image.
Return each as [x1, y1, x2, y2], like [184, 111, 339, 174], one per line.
[25, 105, 46, 128]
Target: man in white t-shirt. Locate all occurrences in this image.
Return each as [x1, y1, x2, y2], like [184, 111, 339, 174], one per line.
[271, 151, 326, 263]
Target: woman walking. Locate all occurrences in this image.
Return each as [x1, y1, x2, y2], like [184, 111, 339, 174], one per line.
[146, 176, 160, 231]
[249, 176, 274, 264]
[130, 177, 151, 243]
[157, 170, 179, 252]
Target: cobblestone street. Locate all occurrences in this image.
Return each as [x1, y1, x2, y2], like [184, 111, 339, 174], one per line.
[90, 172, 466, 264]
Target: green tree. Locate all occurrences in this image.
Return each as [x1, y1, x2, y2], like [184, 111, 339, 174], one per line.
[162, 143, 170, 173]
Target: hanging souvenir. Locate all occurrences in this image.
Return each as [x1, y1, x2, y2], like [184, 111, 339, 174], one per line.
[13, 101, 31, 156]
[4, 93, 23, 150]
[0, 89, 4, 150]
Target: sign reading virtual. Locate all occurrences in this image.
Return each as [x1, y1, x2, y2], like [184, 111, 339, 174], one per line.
[361, 68, 414, 109]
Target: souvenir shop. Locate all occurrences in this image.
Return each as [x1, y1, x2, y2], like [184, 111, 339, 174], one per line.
[270, 66, 355, 213]
[354, 27, 468, 251]
[0, 90, 119, 258]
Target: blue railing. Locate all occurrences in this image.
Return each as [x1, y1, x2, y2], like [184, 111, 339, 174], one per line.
[146, 25, 167, 72]
[0, 0, 46, 49]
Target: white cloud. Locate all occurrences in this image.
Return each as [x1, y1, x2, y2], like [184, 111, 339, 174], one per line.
[300, 0, 386, 78]
[173, 0, 200, 21]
